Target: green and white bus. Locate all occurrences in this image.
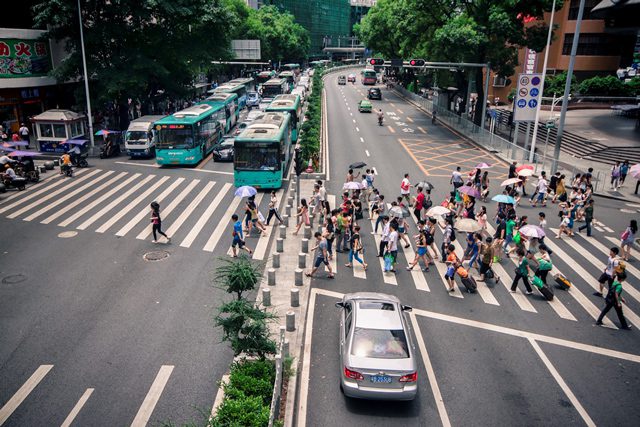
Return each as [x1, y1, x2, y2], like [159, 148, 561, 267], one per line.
[278, 71, 297, 91]
[202, 92, 240, 133]
[266, 94, 302, 143]
[234, 111, 292, 189]
[256, 70, 276, 86]
[219, 78, 254, 109]
[282, 63, 301, 76]
[155, 104, 223, 165]
[261, 78, 290, 100]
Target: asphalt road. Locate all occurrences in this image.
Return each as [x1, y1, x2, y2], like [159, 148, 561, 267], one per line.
[0, 150, 281, 425]
[298, 72, 640, 426]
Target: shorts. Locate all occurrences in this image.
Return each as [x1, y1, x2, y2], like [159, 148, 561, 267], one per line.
[597, 272, 613, 285]
[417, 247, 428, 256]
[314, 256, 328, 268]
[479, 261, 491, 275]
[251, 218, 258, 224]
[232, 236, 245, 248]
[536, 192, 545, 202]
[445, 266, 455, 278]
[398, 226, 405, 234]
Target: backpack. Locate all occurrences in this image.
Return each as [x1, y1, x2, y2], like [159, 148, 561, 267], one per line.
[449, 227, 456, 241]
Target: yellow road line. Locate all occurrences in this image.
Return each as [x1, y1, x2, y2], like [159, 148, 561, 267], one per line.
[387, 126, 396, 133]
[398, 138, 430, 176]
[418, 126, 427, 134]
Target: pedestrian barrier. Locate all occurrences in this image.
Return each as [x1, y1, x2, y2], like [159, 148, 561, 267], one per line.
[268, 268, 276, 286]
[276, 238, 284, 253]
[297, 253, 306, 268]
[282, 214, 289, 227]
[262, 288, 271, 306]
[303, 226, 311, 239]
[301, 238, 309, 253]
[279, 225, 287, 239]
[286, 311, 296, 332]
[272, 253, 280, 268]
[295, 268, 303, 286]
[291, 288, 300, 307]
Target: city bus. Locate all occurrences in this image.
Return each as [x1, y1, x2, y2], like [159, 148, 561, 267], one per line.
[278, 71, 297, 91]
[202, 92, 239, 133]
[256, 70, 276, 86]
[265, 94, 302, 142]
[282, 63, 301, 76]
[361, 69, 377, 85]
[214, 82, 249, 110]
[234, 111, 292, 189]
[155, 104, 223, 165]
[261, 78, 290, 100]
[225, 77, 254, 108]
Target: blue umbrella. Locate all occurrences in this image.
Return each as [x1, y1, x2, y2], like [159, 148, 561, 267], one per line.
[492, 194, 515, 204]
[7, 150, 42, 157]
[234, 186, 257, 198]
[8, 140, 29, 147]
[61, 139, 88, 146]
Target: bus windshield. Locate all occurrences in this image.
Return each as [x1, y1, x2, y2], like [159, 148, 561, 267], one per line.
[126, 131, 148, 142]
[262, 85, 284, 97]
[256, 74, 272, 84]
[157, 127, 194, 149]
[235, 144, 281, 171]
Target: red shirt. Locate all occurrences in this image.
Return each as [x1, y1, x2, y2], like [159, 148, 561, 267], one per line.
[415, 193, 425, 210]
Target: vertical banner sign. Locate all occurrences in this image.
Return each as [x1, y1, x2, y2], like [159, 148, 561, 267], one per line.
[524, 48, 538, 74]
[0, 39, 52, 78]
[513, 73, 542, 122]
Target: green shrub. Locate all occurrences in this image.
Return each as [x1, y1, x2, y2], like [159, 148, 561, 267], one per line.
[578, 75, 628, 96]
[625, 77, 640, 96]
[211, 394, 270, 427]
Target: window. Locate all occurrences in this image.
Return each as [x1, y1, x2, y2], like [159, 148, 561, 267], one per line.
[562, 33, 619, 56]
[53, 124, 67, 138]
[350, 328, 409, 359]
[568, 0, 601, 20]
[493, 76, 507, 87]
[234, 144, 280, 171]
[38, 123, 53, 138]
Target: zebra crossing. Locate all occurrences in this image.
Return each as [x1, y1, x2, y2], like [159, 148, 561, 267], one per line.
[326, 193, 639, 329]
[0, 169, 276, 259]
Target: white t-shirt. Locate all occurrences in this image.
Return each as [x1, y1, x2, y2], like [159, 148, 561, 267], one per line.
[537, 178, 548, 194]
[401, 178, 410, 195]
[318, 186, 326, 202]
[451, 171, 463, 184]
[539, 219, 547, 229]
[388, 231, 399, 251]
[605, 256, 619, 277]
[0, 155, 11, 165]
[19, 126, 29, 137]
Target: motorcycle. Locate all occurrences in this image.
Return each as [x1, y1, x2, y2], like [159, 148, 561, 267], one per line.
[99, 141, 121, 159]
[62, 163, 73, 178]
[15, 159, 40, 183]
[71, 153, 89, 168]
[1, 174, 27, 190]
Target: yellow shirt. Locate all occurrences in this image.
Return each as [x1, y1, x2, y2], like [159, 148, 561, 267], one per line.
[61, 154, 71, 165]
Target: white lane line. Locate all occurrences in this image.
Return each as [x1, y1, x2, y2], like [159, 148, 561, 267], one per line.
[137, 179, 199, 240]
[0, 171, 85, 214]
[390, 102, 396, 107]
[369, 216, 397, 286]
[365, 150, 370, 157]
[181, 182, 231, 248]
[25, 171, 113, 222]
[115, 161, 159, 168]
[313, 288, 640, 364]
[387, 126, 395, 133]
[130, 365, 174, 427]
[227, 194, 265, 256]
[347, 106, 351, 111]
[352, 119, 356, 123]
[397, 109, 404, 114]
[164, 181, 215, 238]
[352, 261, 367, 279]
[253, 191, 281, 260]
[59, 173, 141, 227]
[529, 339, 596, 427]
[116, 178, 184, 237]
[76, 175, 155, 230]
[410, 313, 451, 427]
[204, 194, 243, 252]
[60, 388, 94, 427]
[8, 169, 101, 219]
[449, 237, 498, 304]
[350, 112, 353, 116]
[356, 127, 360, 132]
[372, 167, 378, 175]
[400, 240, 430, 292]
[418, 126, 427, 134]
[41, 172, 127, 225]
[359, 137, 364, 143]
[96, 176, 170, 233]
[594, 220, 614, 233]
[114, 161, 232, 175]
[0, 364, 54, 425]
[595, 226, 605, 232]
[407, 117, 414, 123]
[0, 171, 59, 206]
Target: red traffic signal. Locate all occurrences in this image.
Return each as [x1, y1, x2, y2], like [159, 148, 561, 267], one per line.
[369, 58, 385, 66]
[409, 59, 425, 67]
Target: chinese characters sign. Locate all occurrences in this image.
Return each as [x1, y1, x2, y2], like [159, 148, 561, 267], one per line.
[524, 48, 538, 74]
[0, 39, 52, 78]
[513, 73, 542, 122]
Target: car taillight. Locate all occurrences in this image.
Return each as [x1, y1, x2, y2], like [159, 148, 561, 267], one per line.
[399, 372, 417, 383]
[344, 367, 364, 381]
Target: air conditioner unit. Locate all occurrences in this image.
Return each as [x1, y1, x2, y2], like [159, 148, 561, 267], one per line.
[493, 76, 506, 87]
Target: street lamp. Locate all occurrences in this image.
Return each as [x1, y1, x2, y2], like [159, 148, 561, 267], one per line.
[77, 0, 95, 148]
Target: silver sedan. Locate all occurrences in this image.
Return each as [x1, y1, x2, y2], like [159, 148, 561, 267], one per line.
[335, 292, 418, 400]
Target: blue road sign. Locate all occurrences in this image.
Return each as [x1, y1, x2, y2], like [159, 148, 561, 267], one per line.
[530, 88, 539, 97]
[517, 99, 527, 108]
[528, 99, 538, 108]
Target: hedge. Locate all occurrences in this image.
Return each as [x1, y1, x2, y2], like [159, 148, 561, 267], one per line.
[299, 70, 323, 167]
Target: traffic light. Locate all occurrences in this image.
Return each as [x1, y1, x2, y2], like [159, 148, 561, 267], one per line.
[294, 147, 304, 176]
[409, 59, 425, 67]
[369, 58, 385, 66]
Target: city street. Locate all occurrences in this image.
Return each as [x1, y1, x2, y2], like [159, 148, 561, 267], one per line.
[297, 72, 640, 426]
[0, 155, 282, 425]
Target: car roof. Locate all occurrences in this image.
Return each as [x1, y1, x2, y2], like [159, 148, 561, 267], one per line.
[354, 300, 404, 330]
[360, 100, 372, 105]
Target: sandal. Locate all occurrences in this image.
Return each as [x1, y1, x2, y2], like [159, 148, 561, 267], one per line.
[328, 274, 335, 279]
[305, 272, 312, 277]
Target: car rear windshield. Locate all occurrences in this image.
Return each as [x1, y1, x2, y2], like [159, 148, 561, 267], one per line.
[351, 328, 409, 359]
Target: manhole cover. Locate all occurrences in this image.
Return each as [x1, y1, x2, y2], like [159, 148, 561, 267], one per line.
[58, 231, 78, 238]
[2, 274, 27, 284]
[143, 251, 170, 262]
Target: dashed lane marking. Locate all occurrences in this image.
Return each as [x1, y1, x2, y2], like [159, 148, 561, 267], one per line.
[61, 388, 94, 427]
[365, 150, 370, 157]
[130, 365, 174, 427]
[418, 126, 427, 134]
[356, 127, 360, 132]
[360, 137, 364, 143]
[387, 126, 395, 133]
[0, 365, 54, 425]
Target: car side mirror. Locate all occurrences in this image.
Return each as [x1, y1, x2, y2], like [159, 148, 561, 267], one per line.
[401, 305, 413, 312]
[335, 302, 345, 309]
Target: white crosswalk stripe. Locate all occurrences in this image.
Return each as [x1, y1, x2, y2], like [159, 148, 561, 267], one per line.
[205, 193, 243, 253]
[181, 182, 231, 248]
[165, 181, 216, 238]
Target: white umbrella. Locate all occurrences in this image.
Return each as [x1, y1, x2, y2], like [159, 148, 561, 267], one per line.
[454, 218, 483, 233]
[501, 178, 522, 186]
[519, 224, 546, 238]
[343, 181, 365, 190]
[426, 206, 451, 216]
[234, 186, 257, 198]
[389, 206, 411, 218]
[517, 169, 534, 177]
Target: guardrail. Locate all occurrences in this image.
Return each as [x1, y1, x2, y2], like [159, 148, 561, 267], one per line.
[268, 327, 286, 427]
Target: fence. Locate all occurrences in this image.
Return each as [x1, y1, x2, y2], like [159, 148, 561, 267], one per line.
[394, 85, 609, 193]
[268, 327, 286, 427]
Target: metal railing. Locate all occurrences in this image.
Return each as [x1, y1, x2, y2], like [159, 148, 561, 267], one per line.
[268, 327, 286, 427]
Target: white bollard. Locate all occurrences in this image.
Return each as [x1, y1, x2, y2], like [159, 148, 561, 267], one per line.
[276, 238, 284, 253]
[298, 253, 306, 268]
[286, 311, 296, 332]
[301, 238, 309, 253]
[283, 215, 289, 227]
[262, 288, 271, 307]
[304, 226, 312, 239]
[291, 288, 300, 307]
[272, 253, 280, 268]
[279, 225, 287, 239]
[268, 268, 276, 286]
[295, 268, 304, 286]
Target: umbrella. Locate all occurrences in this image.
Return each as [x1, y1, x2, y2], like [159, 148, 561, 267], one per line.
[234, 186, 257, 198]
[458, 185, 481, 198]
[519, 224, 546, 239]
[517, 169, 534, 177]
[501, 178, 521, 186]
[349, 161, 367, 169]
[426, 206, 451, 216]
[475, 162, 492, 169]
[516, 164, 534, 173]
[454, 218, 483, 233]
[416, 181, 434, 191]
[492, 194, 516, 204]
[61, 139, 89, 145]
[8, 140, 29, 147]
[7, 150, 41, 157]
[389, 206, 411, 218]
[94, 129, 120, 136]
[343, 181, 365, 190]
[1, 142, 13, 149]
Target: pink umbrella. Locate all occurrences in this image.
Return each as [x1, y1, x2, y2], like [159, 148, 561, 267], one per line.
[630, 164, 640, 179]
[519, 224, 545, 238]
[475, 162, 492, 169]
[458, 185, 481, 198]
[501, 178, 522, 186]
[516, 164, 534, 173]
[7, 150, 41, 157]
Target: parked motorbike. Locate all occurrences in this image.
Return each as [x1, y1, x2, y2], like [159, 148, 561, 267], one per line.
[99, 141, 121, 159]
[15, 160, 40, 182]
[62, 163, 73, 178]
[71, 153, 89, 168]
[1, 174, 27, 190]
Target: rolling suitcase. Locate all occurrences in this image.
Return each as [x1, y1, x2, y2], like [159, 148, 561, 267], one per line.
[532, 276, 554, 301]
[554, 274, 571, 291]
[460, 276, 477, 293]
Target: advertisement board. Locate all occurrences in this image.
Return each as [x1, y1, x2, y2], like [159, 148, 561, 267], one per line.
[0, 38, 52, 78]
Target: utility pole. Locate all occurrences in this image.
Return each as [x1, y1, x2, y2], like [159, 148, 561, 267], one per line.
[480, 63, 491, 131]
[77, 0, 95, 148]
[552, 0, 585, 173]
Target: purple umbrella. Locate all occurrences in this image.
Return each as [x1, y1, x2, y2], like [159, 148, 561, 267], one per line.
[61, 139, 88, 145]
[7, 150, 42, 157]
[458, 185, 481, 198]
[8, 140, 29, 147]
[95, 129, 120, 136]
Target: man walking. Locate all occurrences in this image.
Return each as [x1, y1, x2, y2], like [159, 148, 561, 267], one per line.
[530, 172, 548, 207]
[596, 271, 631, 330]
[578, 199, 594, 237]
[230, 214, 253, 257]
[306, 231, 334, 279]
[450, 166, 464, 190]
[400, 173, 412, 206]
[413, 186, 425, 223]
[594, 247, 620, 297]
[18, 123, 30, 148]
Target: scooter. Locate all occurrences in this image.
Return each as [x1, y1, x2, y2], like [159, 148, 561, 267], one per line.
[99, 142, 121, 159]
[71, 153, 89, 168]
[1, 174, 27, 190]
[62, 163, 73, 178]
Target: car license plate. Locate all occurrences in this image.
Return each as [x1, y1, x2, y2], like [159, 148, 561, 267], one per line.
[370, 375, 392, 384]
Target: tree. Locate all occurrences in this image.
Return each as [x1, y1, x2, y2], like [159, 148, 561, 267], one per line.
[33, 0, 235, 121]
[214, 256, 262, 300]
[543, 72, 577, 97]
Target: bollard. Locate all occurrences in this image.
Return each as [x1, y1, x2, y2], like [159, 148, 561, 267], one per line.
[283, 215, 289, 227]
[291, 288, 300, 307]
[268, 268, 276, 286]
[309, 215, 314, 227]
[279, 225, 287, 239]
[301, 238, 309, 253]
[283, 338, 290, 358]
[289, 188, 295, 198]
[262, 288, 271, 307]
[39, 165, 46, 174]
[276, 238, 284, 253]
[287, 196, 294, 206]
[272, 253, 280, 268]
[304, 226, 312, 239]
[286, 311, 296, 332]
[295, 268, 304, 286]
[285, 204, 292, 216]
[298, 253, 306, 268]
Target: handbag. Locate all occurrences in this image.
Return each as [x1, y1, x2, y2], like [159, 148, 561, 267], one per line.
[621, 229, 630, 241]
[424, 198, 433, 209]
[384, 253, 394, 270]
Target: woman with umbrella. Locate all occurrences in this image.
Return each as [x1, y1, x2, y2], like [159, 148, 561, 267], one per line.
[481, 171, 490, 201]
